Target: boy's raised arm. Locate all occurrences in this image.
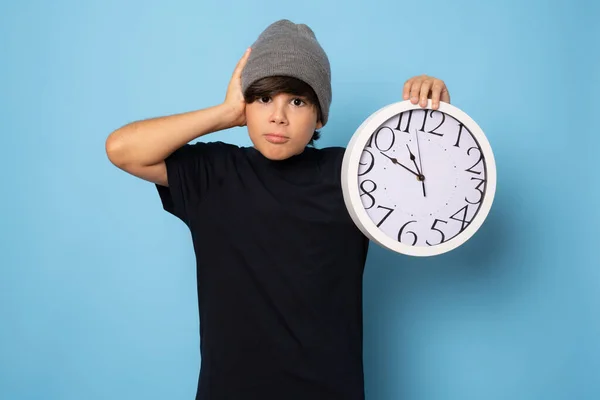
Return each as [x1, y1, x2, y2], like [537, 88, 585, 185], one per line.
[105, 48, 251, 187]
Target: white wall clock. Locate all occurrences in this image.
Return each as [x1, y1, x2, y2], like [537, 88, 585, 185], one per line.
[341, 100, 497, 257]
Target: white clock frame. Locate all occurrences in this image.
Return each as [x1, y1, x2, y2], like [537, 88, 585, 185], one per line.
[341, 99, 497, 257]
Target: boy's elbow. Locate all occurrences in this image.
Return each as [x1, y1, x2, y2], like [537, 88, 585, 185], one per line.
[105, 130, 127, 167]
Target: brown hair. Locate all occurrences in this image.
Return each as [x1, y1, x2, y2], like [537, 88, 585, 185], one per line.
[243, 76, 322, 146]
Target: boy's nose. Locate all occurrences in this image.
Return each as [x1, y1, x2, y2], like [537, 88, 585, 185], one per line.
[270, 103, 288, 124]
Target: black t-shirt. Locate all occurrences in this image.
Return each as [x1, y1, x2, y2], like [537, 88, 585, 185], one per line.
[156, 141, 370, 400]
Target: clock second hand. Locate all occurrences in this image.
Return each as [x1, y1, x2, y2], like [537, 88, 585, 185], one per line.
[414, 129, 426, 198]
[405, 143, 426, 197]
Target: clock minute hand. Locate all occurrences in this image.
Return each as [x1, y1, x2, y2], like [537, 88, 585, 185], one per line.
[379, 152, 420, 177]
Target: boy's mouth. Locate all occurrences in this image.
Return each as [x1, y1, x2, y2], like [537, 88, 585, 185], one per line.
[264, 134, 289, 144]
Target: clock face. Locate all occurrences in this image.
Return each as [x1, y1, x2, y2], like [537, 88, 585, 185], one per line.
[355, 106, 490, 250]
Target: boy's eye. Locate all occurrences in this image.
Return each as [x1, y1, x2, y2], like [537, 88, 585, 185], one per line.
[292, 98, 305, 106]
[259, 96, 271, 103]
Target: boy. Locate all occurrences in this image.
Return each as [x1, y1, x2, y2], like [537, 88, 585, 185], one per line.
[106, 19, 450, 400]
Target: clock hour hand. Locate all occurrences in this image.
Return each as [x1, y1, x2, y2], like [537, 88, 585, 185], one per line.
[379, 151, 420, 178]
[405, 144, 423, 178]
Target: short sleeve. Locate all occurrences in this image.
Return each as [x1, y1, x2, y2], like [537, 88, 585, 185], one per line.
[155, 141, 235, 226]
[318, 146, 346, 186]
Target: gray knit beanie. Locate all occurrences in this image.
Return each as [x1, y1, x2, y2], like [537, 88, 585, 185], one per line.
[241, 19, 332, 126]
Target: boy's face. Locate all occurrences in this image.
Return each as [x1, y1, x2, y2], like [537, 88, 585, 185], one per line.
[245, 92, 323, 160]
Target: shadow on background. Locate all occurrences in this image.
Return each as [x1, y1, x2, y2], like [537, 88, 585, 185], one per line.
[361, 191, 518, 399]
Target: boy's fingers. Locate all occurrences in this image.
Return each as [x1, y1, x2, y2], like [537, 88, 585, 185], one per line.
[430, 81, 444, 109]
[440, 86, 451, 103]
[402, 78, 414, 100]
[419, 79, 433, 107]
[233, 48, 252, 77]
[404, 75, 450, 108]
[409, 78, 423, 103]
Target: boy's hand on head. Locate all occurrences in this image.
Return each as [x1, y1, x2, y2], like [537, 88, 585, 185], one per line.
[223, 48, 252, 127]
[402, 75, 451, 110]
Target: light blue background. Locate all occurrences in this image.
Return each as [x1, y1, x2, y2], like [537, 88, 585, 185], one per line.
[2, 0, 598, 399]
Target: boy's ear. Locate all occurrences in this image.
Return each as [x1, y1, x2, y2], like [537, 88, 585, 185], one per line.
[316, 120, 323, 129]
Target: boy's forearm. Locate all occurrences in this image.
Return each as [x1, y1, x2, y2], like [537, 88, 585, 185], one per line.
[106, 104, 237, 167]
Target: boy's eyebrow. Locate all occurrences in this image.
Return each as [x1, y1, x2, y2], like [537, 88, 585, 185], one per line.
[270, 92, 311, 101]
[259, 92, 313, 102]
